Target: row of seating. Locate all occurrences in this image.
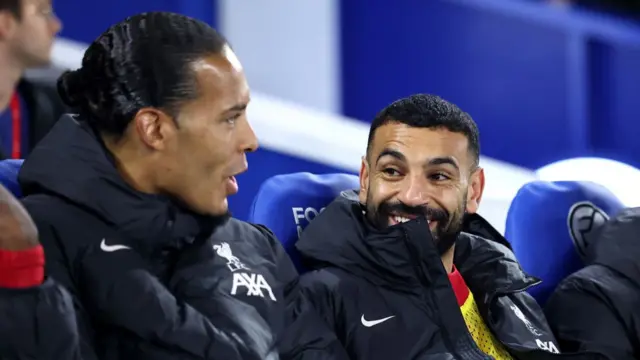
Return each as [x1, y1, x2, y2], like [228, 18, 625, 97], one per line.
[248, 173, 624, 305]
[0, 160, 624, 306]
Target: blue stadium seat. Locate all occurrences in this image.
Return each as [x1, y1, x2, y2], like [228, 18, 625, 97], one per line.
[0, 159, 23, 197]
[505, 181, 624, 305]
[249, 172, 360, 272]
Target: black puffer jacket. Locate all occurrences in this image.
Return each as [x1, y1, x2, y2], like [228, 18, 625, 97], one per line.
[0, 278, 83, 359]
[295, 191, 604, 359]
[546, 207, 640, 360]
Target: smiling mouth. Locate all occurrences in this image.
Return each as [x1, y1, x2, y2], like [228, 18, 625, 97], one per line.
[389, 214, 437, 228]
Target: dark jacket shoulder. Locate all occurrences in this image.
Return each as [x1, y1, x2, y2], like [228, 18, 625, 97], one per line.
[546, 208, 640, 360]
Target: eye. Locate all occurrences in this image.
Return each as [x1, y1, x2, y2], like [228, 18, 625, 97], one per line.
[38, 4, 54, 16]
[430, 172, 450, 181]
[382, 168, 401, 177]
[226, 113, 241, 125]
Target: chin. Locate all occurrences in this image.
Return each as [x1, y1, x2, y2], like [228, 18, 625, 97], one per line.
[207, 197, 230, 217]
[25, 53, 52, 68]
[180, 198, 227, 217]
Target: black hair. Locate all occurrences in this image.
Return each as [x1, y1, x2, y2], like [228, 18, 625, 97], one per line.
[57, 12, 228, 136]
[0, 0, 21, 18]
[366, 94, 480, 168]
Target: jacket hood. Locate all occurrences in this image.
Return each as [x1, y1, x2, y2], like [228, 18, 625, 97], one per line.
[296, 191, 538, 295]
[590, 207, 640, 288]
[19, 115, 222, 251]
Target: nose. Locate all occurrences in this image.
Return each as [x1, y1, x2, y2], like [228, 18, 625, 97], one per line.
[50, 12, 62, 35]
[397, 173, 433, 208]
[239, 117, 259, 153]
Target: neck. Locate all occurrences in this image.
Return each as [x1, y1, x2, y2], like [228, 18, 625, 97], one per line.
[102, 133, 160, 195]
[441, 245, 455, 273]
[0, 47, 23, 112]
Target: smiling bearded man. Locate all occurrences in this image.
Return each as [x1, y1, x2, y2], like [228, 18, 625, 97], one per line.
[293, 94, 571, 360]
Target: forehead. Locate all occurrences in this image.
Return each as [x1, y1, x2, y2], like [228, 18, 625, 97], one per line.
[23, 0, 49, 8]
[371, 122, 471, 164]
[190, 47, 249, 109]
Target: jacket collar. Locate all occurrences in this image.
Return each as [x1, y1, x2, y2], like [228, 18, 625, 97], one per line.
[296, 191, 539, 297]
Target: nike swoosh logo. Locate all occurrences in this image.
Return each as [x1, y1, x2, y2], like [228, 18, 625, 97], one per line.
[100, 239, 131, 252]
[361, 314, 395, 327]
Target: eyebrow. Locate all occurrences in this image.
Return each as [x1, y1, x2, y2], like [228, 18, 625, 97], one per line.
[222, 103, 248, 114]
[376, 148, 460, 171]
[428, 156, 460, 171]
[376, 148, 406, 164]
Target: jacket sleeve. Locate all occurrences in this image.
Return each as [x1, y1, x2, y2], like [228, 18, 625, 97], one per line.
[0, 279, 83, 359]
[545, 276, 635, 360]
[33, 223, 100, 360]
[279, 280, 350, 360]
[0, 246, 83, 360]
[253, 225, 350, 360]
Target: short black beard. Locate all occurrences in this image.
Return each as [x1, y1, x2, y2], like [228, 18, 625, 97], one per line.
[365, 191, 465, 255]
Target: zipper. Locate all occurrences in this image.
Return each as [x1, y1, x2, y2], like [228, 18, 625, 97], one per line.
[402, 227, 492, 360]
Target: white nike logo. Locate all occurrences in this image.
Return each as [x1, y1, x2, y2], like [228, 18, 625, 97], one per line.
[361, 314, 395, 327]
[100, 239, 131, 252]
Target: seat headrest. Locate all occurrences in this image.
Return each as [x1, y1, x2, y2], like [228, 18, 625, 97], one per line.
[0, 159, 23, 197]
[505, 181, 623, 305]
[249, 172, 360, 272]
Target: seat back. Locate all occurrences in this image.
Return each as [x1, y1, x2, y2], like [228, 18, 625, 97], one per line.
[249, 172, 360, 272]
[505, 181, 623, 305]
[0, 159, 24, 197]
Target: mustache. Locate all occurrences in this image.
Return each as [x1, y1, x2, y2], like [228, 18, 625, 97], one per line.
[378, 201, 449, 223]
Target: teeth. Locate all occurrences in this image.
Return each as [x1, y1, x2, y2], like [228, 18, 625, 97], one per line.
[393, 216, 410, 223]
[392, 216, 433, 225]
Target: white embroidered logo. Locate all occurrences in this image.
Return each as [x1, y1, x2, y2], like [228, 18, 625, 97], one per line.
[360, 315, 395, 327]
[214, 242, 276, 302]
[536, 339, 560, 354]
[213, 242, 249, 272]
[100, 239, 131, 252]
[510, 304, 542, 336]
[231, 272, 277, 301]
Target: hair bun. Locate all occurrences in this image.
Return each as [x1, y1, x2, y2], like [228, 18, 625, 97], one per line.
[57, 69, 87, 108]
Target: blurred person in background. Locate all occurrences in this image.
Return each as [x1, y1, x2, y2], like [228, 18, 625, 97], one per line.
[15, 11, 346, 360]
[294, 94, 596, 359]
[0, 183, 82, 359]
[0, 0, 63, 160]
[546, 207, 640, 360]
